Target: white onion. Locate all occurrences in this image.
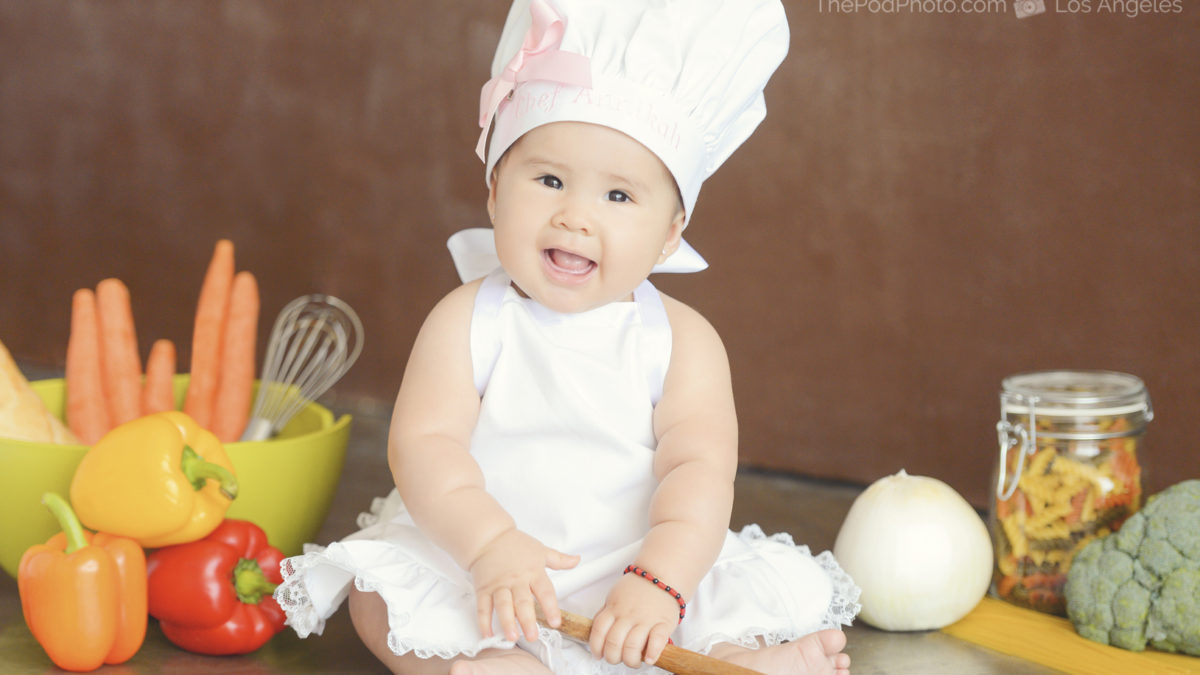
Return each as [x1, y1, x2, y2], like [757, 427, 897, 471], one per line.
[833, 469, 993, 631]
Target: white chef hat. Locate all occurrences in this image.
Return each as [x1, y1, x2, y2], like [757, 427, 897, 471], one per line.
[476, 0, 789, 273]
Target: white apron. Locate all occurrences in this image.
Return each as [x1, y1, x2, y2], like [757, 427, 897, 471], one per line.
[275, 269, 860, 674]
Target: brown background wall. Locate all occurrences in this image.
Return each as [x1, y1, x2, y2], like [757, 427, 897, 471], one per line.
[2, 1, 1196, 505]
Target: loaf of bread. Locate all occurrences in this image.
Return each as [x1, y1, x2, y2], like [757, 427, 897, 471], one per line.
[0, 338, 79, 444]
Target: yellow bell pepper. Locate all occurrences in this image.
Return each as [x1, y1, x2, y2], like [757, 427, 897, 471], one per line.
[70, 411, 239, 548]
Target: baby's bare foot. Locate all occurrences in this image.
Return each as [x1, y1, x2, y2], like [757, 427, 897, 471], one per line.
[448, 648, 551, 675]
[711, 629, 850, 675]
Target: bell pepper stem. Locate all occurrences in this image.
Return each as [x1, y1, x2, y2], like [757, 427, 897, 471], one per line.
[181, 445, 239, 500]
[41, 492, 89, 554]
[233, 558, 278, 605]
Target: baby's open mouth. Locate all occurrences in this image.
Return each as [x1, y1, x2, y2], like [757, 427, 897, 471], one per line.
[544, 248, 596, 276]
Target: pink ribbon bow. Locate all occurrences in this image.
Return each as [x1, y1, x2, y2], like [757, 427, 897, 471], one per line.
[475, 0, 592, 161]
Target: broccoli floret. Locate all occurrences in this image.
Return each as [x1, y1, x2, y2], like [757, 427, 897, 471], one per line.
[1148, 568, 1200, 654]
[1065, 479, 1200, 656]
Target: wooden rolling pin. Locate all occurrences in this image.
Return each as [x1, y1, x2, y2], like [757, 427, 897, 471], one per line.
[537, 608, 766, 675]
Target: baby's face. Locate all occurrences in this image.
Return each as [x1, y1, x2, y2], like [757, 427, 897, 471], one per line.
[488, 121, 685, 314]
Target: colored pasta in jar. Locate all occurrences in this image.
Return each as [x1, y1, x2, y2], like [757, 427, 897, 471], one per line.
[989, 371, 1150, 616]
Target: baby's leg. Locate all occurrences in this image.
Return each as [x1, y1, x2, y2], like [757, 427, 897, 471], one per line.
[708, 630, 850, 675]
[348, 587, 550, 675]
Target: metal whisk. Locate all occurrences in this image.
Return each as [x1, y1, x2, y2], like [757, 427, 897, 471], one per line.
[240, 294, 363, 441]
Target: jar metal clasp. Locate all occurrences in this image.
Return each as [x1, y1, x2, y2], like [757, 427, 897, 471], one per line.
[996, 393, 1039, 501]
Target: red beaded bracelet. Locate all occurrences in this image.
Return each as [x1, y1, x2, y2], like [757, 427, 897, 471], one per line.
[624, 564, 686, 623]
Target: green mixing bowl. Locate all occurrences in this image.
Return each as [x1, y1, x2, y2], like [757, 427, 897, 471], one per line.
[0, 376, 351, 579]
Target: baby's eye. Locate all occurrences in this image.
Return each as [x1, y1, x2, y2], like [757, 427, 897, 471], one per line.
[607, 190, 631, 203]
[538, 175, 563, 190]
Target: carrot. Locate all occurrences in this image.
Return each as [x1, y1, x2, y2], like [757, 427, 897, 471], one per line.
[211, 271, 259, 442]
[184, 239, 235, 429]
[95, 278, 142, 427]
[65, 288, 110, 443]
[141, 338, 177, 415]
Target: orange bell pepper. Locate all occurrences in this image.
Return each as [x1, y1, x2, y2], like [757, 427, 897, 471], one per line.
[69, 410, 238, 548]
[18, 493, 147, 672]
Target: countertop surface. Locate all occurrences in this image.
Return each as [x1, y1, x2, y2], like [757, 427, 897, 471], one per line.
[0, 384, 1060, 674]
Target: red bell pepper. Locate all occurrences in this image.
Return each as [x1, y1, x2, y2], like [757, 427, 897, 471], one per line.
[146, 519, 286, 655]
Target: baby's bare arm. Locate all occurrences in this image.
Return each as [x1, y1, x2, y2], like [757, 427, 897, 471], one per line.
[644, 295, 739, 595]
[388, 281, 507, 566]
[590, 296, 738, 666]
[387, 282, 576, 640]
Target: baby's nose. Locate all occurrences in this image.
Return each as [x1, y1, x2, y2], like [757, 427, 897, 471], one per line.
[553, 201, 592, 234]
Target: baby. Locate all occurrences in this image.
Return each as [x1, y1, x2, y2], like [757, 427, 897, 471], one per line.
[276, 1, 861, 673]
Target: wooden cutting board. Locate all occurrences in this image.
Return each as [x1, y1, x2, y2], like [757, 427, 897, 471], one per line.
[942, 597, 1198, 674]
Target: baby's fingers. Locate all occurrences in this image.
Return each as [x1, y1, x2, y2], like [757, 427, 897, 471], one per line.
[588, 611, 615, 658]
[643, 623, 674, 666]
[600, 618, 634, 665]
[546, 549, 581, 571]
[620, 623, 653, 668]
[477, 593, 495, 639]
[531, 573, 562, 629]
[514, 589, 541, 642]
[493, 587, 519, 641]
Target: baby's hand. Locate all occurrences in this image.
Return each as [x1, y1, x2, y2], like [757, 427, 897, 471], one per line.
[468, 528, 579, 642]
[589, 572, 681, 668]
